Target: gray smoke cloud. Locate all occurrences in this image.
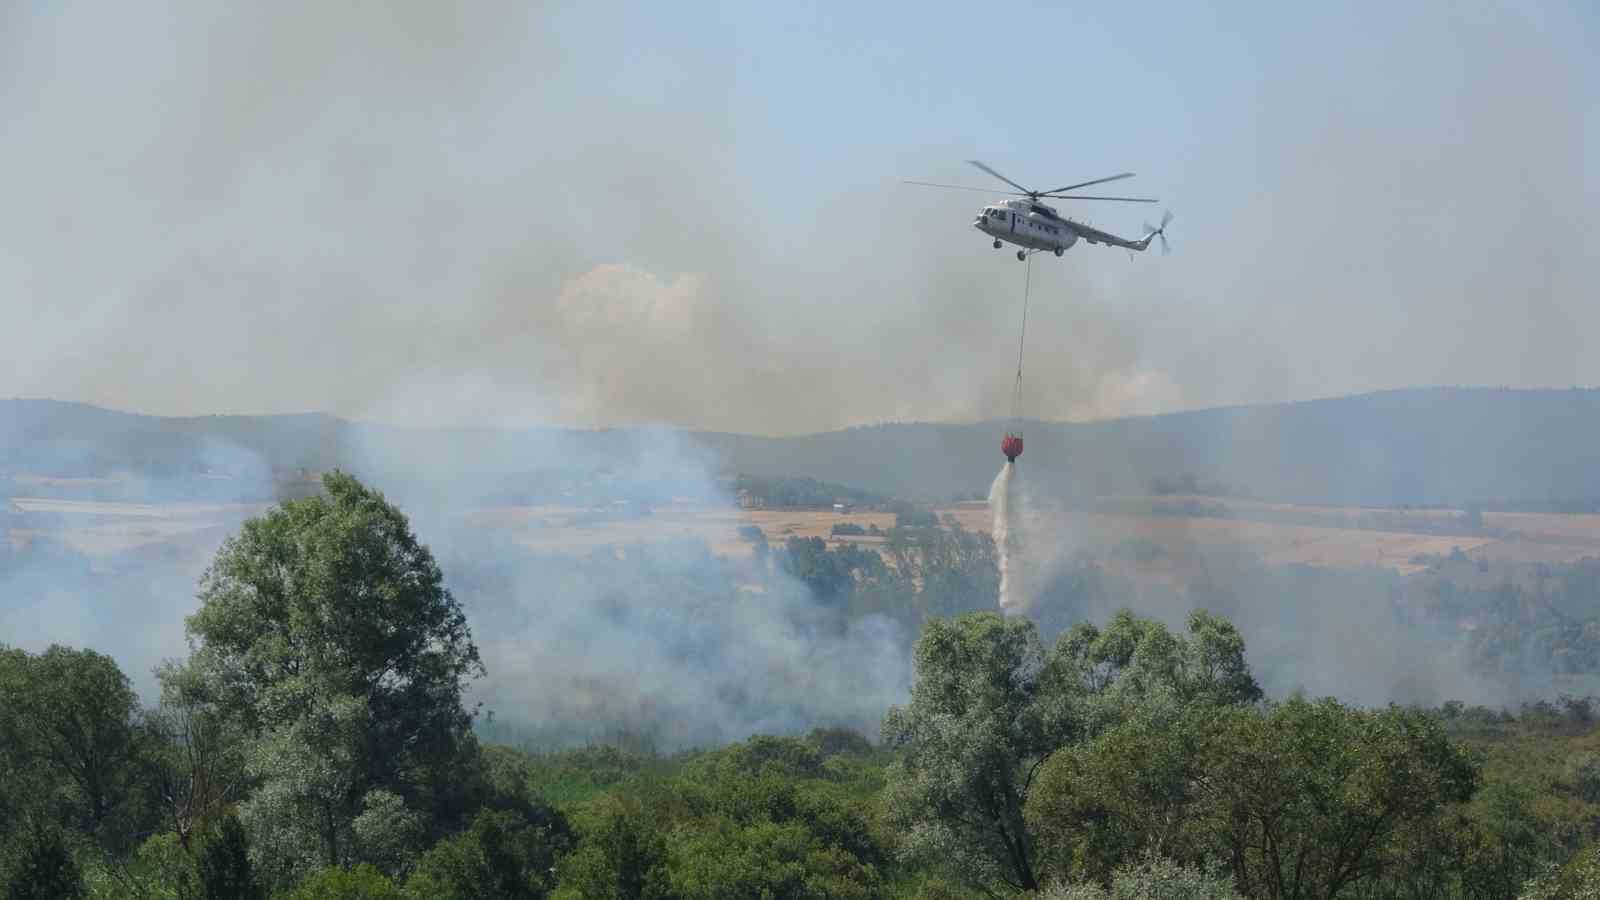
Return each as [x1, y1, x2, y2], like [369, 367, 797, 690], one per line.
[396, 425, 913, 750]
[0, 415, 915, 747]
[7, 2, 1590, 435]
[4, 0, 1598, 730]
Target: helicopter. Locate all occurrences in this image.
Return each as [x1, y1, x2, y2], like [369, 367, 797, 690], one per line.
[908, 160, 1172, 261]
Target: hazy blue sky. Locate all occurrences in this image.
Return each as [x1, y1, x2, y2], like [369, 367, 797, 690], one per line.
[3, 1, 1595, 433]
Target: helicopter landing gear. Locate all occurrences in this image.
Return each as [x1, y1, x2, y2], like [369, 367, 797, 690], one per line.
[993, 239, 1002, 249]
[1054, 247, 1064, 257]
[1017, 250, 1026, 261]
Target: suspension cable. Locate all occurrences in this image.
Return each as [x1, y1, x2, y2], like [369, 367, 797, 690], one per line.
[1010, 254, 1032, 422]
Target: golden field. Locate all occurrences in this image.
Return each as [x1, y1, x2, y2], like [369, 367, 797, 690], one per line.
[10, 493, 1600, 577]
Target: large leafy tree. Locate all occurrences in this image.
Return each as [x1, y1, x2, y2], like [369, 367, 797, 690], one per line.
[404, 809, 566, 900]
[1196, 698, 1479, 900]
[688, 769, 887, 897]
[556, 794, 674, 900]
[0, 644, 150, 850]
[883, 610, 1261, 894]
[881, 614, 1071, 893]
[1026, 705, 1217, 885]
[145, 660, 249, 852]
[2, 821, 85, 900]
[196, 813, 265, 900]
[1040, 855, 1242, 900]
[171, 471, 484, 881]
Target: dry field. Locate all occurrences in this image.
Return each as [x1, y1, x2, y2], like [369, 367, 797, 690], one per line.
[6, 497, 265, 555]
[468, 499, 1600, 576]
[11, 493, 1600, 576]
[463, 505, 901, 559]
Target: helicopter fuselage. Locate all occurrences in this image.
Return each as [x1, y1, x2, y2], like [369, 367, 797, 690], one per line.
[974, 198, 1080, 256]
[908, 159, 1165, 260]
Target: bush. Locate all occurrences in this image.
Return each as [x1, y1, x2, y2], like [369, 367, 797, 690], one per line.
[669, 818, 882, 900]
[405, 809, 564, 900]
[197, 814, 264, 900]
[1567, 753, 1600, 804]
[1520, 845, 1600, 899]
[284, 864, 403, 900]
[720, 735, 825, 780]
[1042, 856, 1241, 900]
[556, 796, 672, 900]
[889, 501, 939, 529]
[111, 832, 198, 898]
[4, 822, 85, 900]
[351, 791, 425, 879]
[830, 523, 868, 537]
[807, 727, 873, 759]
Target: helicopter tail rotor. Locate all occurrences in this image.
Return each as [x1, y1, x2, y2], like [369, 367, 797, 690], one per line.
[1142, 210, 1173, 255]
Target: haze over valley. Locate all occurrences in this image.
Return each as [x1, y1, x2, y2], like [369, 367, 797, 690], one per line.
[9, 389, 1600, 744]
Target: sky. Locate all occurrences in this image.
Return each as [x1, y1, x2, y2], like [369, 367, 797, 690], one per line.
[2, 0, 1596, 435]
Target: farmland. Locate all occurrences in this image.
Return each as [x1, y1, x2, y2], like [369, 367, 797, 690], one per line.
[18, 492, 1598, 579]
[11, 487, 1600, 583]
[458, 494, 1600, 576]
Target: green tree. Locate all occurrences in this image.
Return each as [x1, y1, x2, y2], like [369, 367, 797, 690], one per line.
[120, 831, 200, 900]
[1197, 698, 1479, 900]
[1028, 706, 1214, 885]
[1520, 844, 1600, 899]
[881, 613, 1066, 892]
[668, 819, 881, 900]
[778, 537, 884, 607]
[884, 610, 1260, 893]
[283, 864, 404, 900]
[0, 645, 148, 849]
[172, 472, 484, 883]
[1459, 782, 1554, 900]
[557, 795, 674, 900]
[1041, 855, 1242, 900]
[351, 790, 426, 880]
[3, 821, 85, 900]
[196, 814, 264, 900]
[0, 648, 40, 846]
[1565, 753, 1600, 804]
[145, 661, 248, 852]
[404, 809, 565, 900]
[1048, 610, 1262, 718]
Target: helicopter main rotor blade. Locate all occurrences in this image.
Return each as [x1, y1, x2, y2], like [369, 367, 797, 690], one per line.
[1040, 194, 1159, 203]
[1042, 172, 1135, 194]
[903, 180, 1029, 196]
[966, 160, 1034, 195]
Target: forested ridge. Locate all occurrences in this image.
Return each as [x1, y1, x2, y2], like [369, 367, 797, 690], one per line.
[11, 388, 1600, 507]
[7, 472, 1600, 898]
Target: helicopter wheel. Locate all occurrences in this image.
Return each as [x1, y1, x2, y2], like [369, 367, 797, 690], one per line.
[1054, 247, 1064, 257]
[993, 240, 1002, 249]
[1017, 250, 1026, 261]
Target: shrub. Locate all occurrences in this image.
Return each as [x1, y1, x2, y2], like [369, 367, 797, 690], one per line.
[4, 822, 85, 900]
[197, 814, 263, 900]
[284, 864, 403, 900]
[1041, 856, 1241, 900]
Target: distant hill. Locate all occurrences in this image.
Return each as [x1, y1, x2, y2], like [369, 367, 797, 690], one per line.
[5, 388, 1600, 509]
